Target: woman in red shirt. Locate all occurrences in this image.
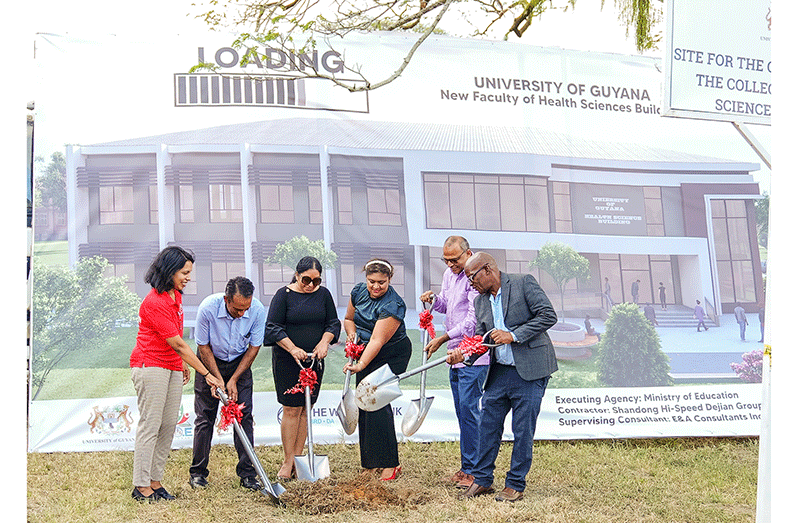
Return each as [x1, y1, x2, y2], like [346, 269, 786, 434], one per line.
[130, 246, 224, 502]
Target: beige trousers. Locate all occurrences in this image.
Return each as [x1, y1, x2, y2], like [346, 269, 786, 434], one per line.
[131, 365, 184, 487]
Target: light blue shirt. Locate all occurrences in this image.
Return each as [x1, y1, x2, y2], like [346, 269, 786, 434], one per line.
[195, 293, 266, 362]
[489, 287, 518, 366]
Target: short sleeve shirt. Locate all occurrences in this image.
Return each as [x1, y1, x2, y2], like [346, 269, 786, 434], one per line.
[350, 282, 407, 345]
[195, 293, 266, 362]
[130, 288, 184, 371]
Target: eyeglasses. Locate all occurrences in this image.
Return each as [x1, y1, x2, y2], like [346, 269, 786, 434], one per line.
[467, 264, 489, 284]
[300, 276, 322, 287]
[440, 251, 466, 265]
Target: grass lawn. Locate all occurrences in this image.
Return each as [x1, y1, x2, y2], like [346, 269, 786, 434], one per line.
[27, 437, 759, 523]
[31, 240, 69, 267]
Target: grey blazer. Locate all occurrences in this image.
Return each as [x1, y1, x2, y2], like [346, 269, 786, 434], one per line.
[471, 272, 558, 385]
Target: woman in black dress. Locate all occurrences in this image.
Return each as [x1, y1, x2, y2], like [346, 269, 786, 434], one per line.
[265, 256, 341, 480]
[343, 258, 412, 481]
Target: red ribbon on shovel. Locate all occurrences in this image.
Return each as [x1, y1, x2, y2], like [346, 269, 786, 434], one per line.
[218, 401, 245, 432]
[419, 309, 436, 338]
[286, 367, 319, 395]
[345, 340, 365, 361]
[457, 335, 490, 358]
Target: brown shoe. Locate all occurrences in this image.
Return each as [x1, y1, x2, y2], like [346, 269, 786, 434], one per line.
[495, 487, 524, 503]
[458, 482, 494, 499]
[456, 473, 475, 489]
[449, 470, 466, 483]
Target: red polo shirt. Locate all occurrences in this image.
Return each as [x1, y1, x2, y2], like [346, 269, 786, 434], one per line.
[130, 288, 185, 372]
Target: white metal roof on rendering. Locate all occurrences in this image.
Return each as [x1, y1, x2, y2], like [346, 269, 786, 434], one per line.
[91, 117, 751, 166]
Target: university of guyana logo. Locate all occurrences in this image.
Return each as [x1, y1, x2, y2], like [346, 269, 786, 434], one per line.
[87, 404, 133, 435]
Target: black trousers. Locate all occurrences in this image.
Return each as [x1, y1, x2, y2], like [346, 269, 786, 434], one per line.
[190, 352, 255, 479]
[355, 336, 412, 469]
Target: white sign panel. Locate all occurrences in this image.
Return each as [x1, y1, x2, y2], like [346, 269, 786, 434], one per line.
[28, 385, 762, 453]
[663, 0, 772, 125]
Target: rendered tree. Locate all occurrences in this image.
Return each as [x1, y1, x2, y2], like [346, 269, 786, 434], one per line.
[34, 151, 66, 212]
[596, 302, 672, 387]
[265, 235, 338, 270]
[755, 192, 769, 248]
[191, 0, 663, 91]
[30, 256, 140, 400]
[530, 241, 589, 322]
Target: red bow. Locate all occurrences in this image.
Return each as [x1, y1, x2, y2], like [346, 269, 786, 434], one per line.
[457, 335, 489, 358]
[218, 401, 244, 432]
[419, 309, 436, 338]
[345, 340, 365, 361]
[286, 367, 319, 395]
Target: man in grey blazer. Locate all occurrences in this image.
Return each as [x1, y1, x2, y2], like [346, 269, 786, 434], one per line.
[448, 252, 558, 503]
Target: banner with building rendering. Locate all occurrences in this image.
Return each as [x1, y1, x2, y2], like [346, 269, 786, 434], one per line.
[29, 30, 768, 452]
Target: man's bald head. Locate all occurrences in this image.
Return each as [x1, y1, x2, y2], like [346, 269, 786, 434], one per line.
[464, 252, 500, 296]
[464, 251, 494, 273]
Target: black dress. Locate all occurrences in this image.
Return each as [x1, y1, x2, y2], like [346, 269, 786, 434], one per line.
[265, 285, 341, 407]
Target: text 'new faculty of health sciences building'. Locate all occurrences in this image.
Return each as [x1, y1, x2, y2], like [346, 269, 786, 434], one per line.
[66, 117, 763, 325]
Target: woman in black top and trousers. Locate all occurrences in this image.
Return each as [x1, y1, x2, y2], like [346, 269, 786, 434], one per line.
[265, 257, 341, 481]
[343, 258, 412, 481]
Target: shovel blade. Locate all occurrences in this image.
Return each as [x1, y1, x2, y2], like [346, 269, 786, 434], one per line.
[355, 364, 402, 411]
[258, 481, 286, 505]
[336, 391, 359, 434]
[401, 396, 435, 436]
[294, 454, 331, 482]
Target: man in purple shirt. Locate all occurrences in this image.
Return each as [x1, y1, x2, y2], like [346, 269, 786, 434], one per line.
[420, 236, 488, 489]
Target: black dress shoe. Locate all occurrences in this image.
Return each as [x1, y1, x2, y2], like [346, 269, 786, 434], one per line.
[189, 475, 208, 489]
[153, 487, 176, 500]
[131, 487, 156, 502]
[458, 482, 495, 499]
[240, 476, 262, 491]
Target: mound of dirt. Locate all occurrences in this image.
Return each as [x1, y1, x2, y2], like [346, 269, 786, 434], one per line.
[280, 472, 432, 514]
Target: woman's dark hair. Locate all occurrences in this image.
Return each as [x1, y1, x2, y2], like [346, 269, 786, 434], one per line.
[144, 245, 195, 293]
[363, 258, 393, 278]
[290, 256, 323, 283]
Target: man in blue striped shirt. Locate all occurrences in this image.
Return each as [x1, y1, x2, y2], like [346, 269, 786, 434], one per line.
[189, 276, 265, 491]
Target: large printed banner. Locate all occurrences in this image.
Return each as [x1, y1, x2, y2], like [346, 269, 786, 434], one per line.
[29, 384, 762, 453]
[30, 28, 768, 452]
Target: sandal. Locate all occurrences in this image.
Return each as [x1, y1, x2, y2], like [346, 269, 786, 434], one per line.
[380, 465, 402, 481]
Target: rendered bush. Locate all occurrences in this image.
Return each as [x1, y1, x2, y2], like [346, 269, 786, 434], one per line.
[730, 349, 763, 383]
[596, 302, 673, 387]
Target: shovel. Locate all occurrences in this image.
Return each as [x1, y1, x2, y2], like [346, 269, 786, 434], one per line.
[294, 358, 331, 482]
[216, 388, 285, 506]
[335, 339, 359, 435]
[402, 299, 436, 436]
[355, 354, 449, 412]
[356, 329, 501, 412]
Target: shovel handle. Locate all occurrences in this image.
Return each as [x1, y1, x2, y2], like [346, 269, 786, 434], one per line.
[304, 384, 316, 476]
[422, 294, 436, 311]
[395, 354, 449, 382]
[419, 348, 428, 397]
[216, 387, 282, 500]
[342, 356, 354, 394]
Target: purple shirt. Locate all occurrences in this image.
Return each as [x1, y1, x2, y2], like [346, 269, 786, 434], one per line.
[431, 268, 489, 367]
[694, 305, 705, 321]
